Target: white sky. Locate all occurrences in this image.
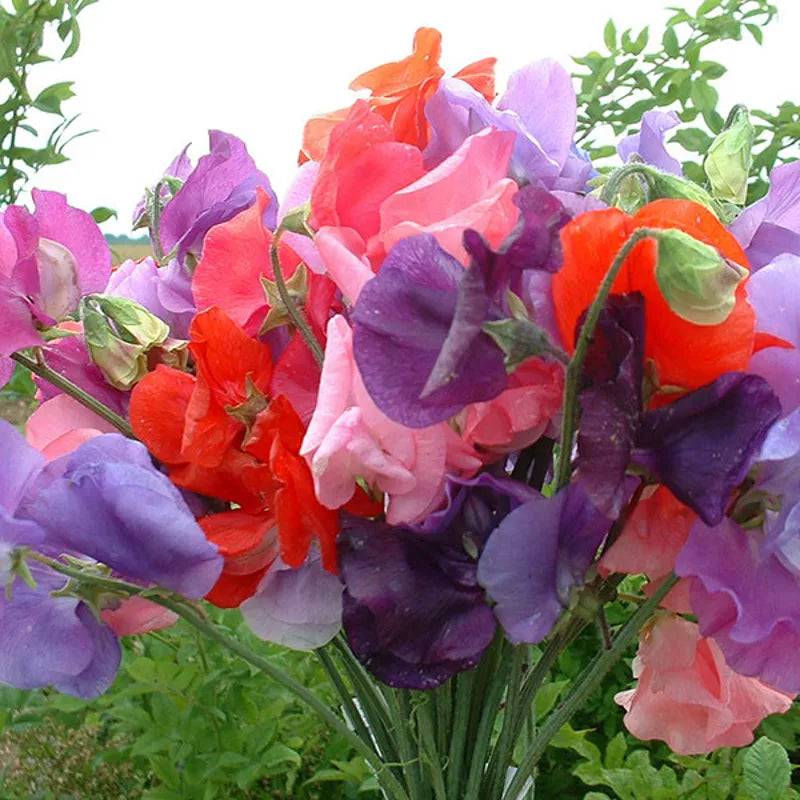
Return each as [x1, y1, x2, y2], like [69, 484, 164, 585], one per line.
[22, 0, 800, 234]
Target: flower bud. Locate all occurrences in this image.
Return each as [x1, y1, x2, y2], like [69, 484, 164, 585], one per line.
[80, 295, 171, 390]
[704, 105, 754, 205]
[654, 229, 748, 326]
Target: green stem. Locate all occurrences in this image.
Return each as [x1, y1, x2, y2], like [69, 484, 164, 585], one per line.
[150, 177, 167, 262]
[484, 645, 526, 799]
[270, 226, 325, 366]
[445, 669, 474, 800]
[554, 228, 657, 489]
[416, 699, 447, 800]
[28, 554, 410, 800]
[11, 351, 134, 438]
[502, 574, 678, 800]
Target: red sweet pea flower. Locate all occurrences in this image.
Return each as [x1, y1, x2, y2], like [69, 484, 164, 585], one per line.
[300, 27, 496, 161]
[552, 199, 756, 394]
[130, 307, 340, 607]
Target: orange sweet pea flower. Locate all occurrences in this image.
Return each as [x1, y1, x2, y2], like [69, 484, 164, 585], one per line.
[552, 198, 756, 395]
[130, 307, 339, 608]
[301, 27, 496, 161]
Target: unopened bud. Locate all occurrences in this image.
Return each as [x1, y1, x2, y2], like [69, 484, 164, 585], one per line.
[705, 105, 754, 205]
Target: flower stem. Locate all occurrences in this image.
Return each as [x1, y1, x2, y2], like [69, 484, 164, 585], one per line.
[501, 573, 678, 800]
[28, 555, 411, 800]
[554, 228, 656, 489]
[270, 226, 325, 366]
[11, 351, 134, 438]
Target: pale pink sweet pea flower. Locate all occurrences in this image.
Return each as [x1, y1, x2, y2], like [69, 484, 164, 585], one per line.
[600, 485, 695, 613]
[616, 616, 793, 755]
[301, 315, 480, 525]
[374, 128, 520, 264]
[25, 396, 179, 636]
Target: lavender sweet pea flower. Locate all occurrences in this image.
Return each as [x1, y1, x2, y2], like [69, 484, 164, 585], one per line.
[338, 475, 529, 688]
[106, 257, 195, 339]
[0, 423, 223, 698]
[676, 517, 800, 693]
[158, 131, 278, 264]
[730, 161, 800, 269]
[478, 482, 611, 644]
[20, 434, 223, 598]
[242, 553, 343, 650]
[618, 110, 682, 175]
[424, 60, 590, 191]
[0, 190, 111, 358]
[746, 253, 800, 413]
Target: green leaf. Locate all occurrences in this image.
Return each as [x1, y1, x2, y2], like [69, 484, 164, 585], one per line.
[662, 27, 679, 58]
[603, 19, 617, 51]
[672, 127, 714, 153]
[746, 22, 764, 44]
[697, 0, 723, 15]
[690, 80, 719, 113]
[742, 737, 791, 800]
[90, 206, 117, 223]
[32, 81, 75, 115]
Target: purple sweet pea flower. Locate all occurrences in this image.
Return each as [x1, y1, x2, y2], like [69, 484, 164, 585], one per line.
[158, 131, 278, 264]
[424, 60, 591, 191]
[730, 161, 800, 270]
[338, 475, 529, 688]
[0, 190, 111, 358]
[618, 110, 682, 175]
[352, 234, 507, 428]
[574, 294, 781, 525]
[0, 422, 223, 698]
[106, 257, 195, 339]
[241, 553, 343, 650]
[353, 188, 569, 428]
[746, 253, 800, 413]
[477, 482, 611, 644]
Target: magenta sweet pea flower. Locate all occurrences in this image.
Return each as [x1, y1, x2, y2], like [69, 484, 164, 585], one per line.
[0, 190, 111, 359]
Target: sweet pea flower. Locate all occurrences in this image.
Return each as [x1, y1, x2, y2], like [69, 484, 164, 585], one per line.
[618, 110, 682, 174]
[106, 256, 195, 339]
[616, 616, 792, 755]
[746, 253, 800, 414]
[374, 127, 520, 264]
[154, 130, 277, 264]
[301, 314, 480, 526]
[300, 27, 496, 160]
[730, 160, 800, 269]
[423, 59, 592, 191]
[0, 190, 111, 361]
[338, 475, 529, 689]
[0, 422, 222, 698]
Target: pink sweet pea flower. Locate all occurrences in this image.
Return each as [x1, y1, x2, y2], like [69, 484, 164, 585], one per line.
[616, 616, 793, 755]
[101, 595, 178, 637]
[26, 394, 115, 461]
[301, 315, 480, 525]
[600, 485, 695, 613]
[0, 190, 111, 359]
[457, 357, 563, 458]
[375, 128, 519, 264]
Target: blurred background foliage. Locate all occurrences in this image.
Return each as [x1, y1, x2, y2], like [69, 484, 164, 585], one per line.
[1, 0, 799, 797]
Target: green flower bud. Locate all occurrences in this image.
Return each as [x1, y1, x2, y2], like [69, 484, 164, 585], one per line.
[704, 105, 754, 205]
[654, 229, 748, 326]
[80, 295, 171, 390]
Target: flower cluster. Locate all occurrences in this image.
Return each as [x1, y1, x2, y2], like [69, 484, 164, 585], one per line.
[1, 27, 799, 757]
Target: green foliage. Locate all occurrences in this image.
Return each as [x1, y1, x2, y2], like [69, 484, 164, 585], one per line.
[571, 0, 795, 201]
[0, 0, 96, 205]
[0, 613, 379, 800]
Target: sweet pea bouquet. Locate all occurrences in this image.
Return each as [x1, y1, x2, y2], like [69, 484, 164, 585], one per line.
[1, 26, 800, 800]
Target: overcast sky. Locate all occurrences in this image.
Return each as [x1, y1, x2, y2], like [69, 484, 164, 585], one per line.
[22, 0, 800, 234]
